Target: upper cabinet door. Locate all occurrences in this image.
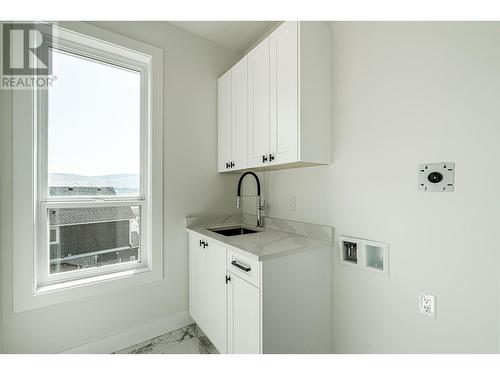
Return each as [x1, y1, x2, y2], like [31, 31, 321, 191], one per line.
[231, 58, 248, 170]
[218, 71, 232, 172]
[270, 21, 298, 165]
[247, 38, 270, 168]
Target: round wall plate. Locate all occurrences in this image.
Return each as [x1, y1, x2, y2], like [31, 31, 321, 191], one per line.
[418, 162, 455, 192]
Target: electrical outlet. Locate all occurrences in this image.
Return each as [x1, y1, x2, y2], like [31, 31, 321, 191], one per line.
[287, 193, 296, 211]
[419, 292, 436, 319]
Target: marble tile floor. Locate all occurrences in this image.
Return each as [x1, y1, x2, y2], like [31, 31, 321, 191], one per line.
[114, 323, 218, 354]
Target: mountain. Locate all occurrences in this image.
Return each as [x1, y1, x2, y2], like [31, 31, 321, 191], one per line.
[49, 173, 139, 195]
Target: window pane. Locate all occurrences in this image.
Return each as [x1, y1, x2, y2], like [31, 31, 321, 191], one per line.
[48, 48, 141, 197]
[48, 205, 141, 274]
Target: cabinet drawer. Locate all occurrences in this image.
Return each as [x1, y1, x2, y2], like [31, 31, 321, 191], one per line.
[227, 249, 260, 288]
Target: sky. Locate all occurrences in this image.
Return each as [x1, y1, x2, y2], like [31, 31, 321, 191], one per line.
[48, 48, 141, 177]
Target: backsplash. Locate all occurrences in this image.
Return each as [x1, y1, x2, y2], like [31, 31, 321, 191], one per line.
[242, 214, 333, 241]
[185, 214, 242, 228]
[186, 214, 333, 242]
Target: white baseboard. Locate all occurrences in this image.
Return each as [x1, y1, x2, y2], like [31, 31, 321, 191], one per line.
[61, 311, 194, 354]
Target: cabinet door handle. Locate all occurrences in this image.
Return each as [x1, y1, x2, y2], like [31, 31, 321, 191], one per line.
[225, 275, 231, 284]
[199, 240, 203, 247]
[269, 154, 275, 161]
[231, 260, 251, 272]
[262, 154, 268, 163]
[203, 242, 208, 248]
[225, 162, 230, 169]
[230, 161, 235, 168]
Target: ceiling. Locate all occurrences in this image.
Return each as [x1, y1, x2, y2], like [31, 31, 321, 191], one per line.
[169, 21, 280, 53]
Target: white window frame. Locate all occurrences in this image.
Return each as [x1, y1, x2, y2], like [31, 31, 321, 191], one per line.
[12, 22, 164, 312]
[36, 34, 150, 286]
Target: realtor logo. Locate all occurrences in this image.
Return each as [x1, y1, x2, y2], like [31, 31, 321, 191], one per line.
[2, 23, 52, 75]
[1, 22, 56, 89]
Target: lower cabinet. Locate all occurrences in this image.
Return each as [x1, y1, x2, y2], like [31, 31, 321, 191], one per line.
[189, 232, 261, 354]
[188, 230, 333, 354]
[227, 272, 260, 354]
[188, 233, 227, 353]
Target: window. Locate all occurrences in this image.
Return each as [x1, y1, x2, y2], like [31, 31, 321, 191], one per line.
[48, 206, 140, 275]
[47, 48, 141, 198]
[36, 28, 150, 286]
[12, 22, 163, 311]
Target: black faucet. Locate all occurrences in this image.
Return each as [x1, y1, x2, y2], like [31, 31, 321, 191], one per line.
[237, 171, 265, 227]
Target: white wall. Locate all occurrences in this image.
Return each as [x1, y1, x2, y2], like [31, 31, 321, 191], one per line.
[0, 57, 11, 353]
[0, 82, 5, 353]
[0, 21, 241, 353]
[3, 21, 499, 355]
[258, 22, 500, 353]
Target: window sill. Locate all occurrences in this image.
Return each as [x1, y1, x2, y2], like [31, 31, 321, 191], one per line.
[35, 265, 152, 295]
[14, 262, 162, 313]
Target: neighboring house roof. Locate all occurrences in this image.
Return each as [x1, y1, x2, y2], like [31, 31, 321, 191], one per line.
[49, 186, 117, 196]
[50, 206, 136, 226]
[48, 186, 135, 226]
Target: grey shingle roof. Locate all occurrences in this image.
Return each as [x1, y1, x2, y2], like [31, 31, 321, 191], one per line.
[49, 206, 136, 226]
[49, 187, 135, 226]
[50, 186, 117, 196]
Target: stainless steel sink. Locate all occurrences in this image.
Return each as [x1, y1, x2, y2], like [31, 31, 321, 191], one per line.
[208, 226, 259, 237]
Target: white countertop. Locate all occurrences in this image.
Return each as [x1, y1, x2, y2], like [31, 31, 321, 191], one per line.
[186, 222, 333, 261]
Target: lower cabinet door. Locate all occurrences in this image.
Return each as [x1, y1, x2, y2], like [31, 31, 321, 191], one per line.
[203, 240, 228, 354]
[188, 233, 204, 327]
[227, 272, 261, 354]
[188, 234, 227, 354]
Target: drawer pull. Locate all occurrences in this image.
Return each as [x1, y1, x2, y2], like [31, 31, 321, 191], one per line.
[231, 260, 251, 272]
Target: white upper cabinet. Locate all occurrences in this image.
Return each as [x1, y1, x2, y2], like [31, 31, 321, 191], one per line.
[217, 70, 232, 172]
[218, 21, 332, 173]
[247, 38, 270, 168]
[270, 21, 298, 165]
[231, 58, 248, 170]
[218, 57, 249, 172]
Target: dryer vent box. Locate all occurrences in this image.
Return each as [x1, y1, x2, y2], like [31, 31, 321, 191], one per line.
[418, 162, 455, 192]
